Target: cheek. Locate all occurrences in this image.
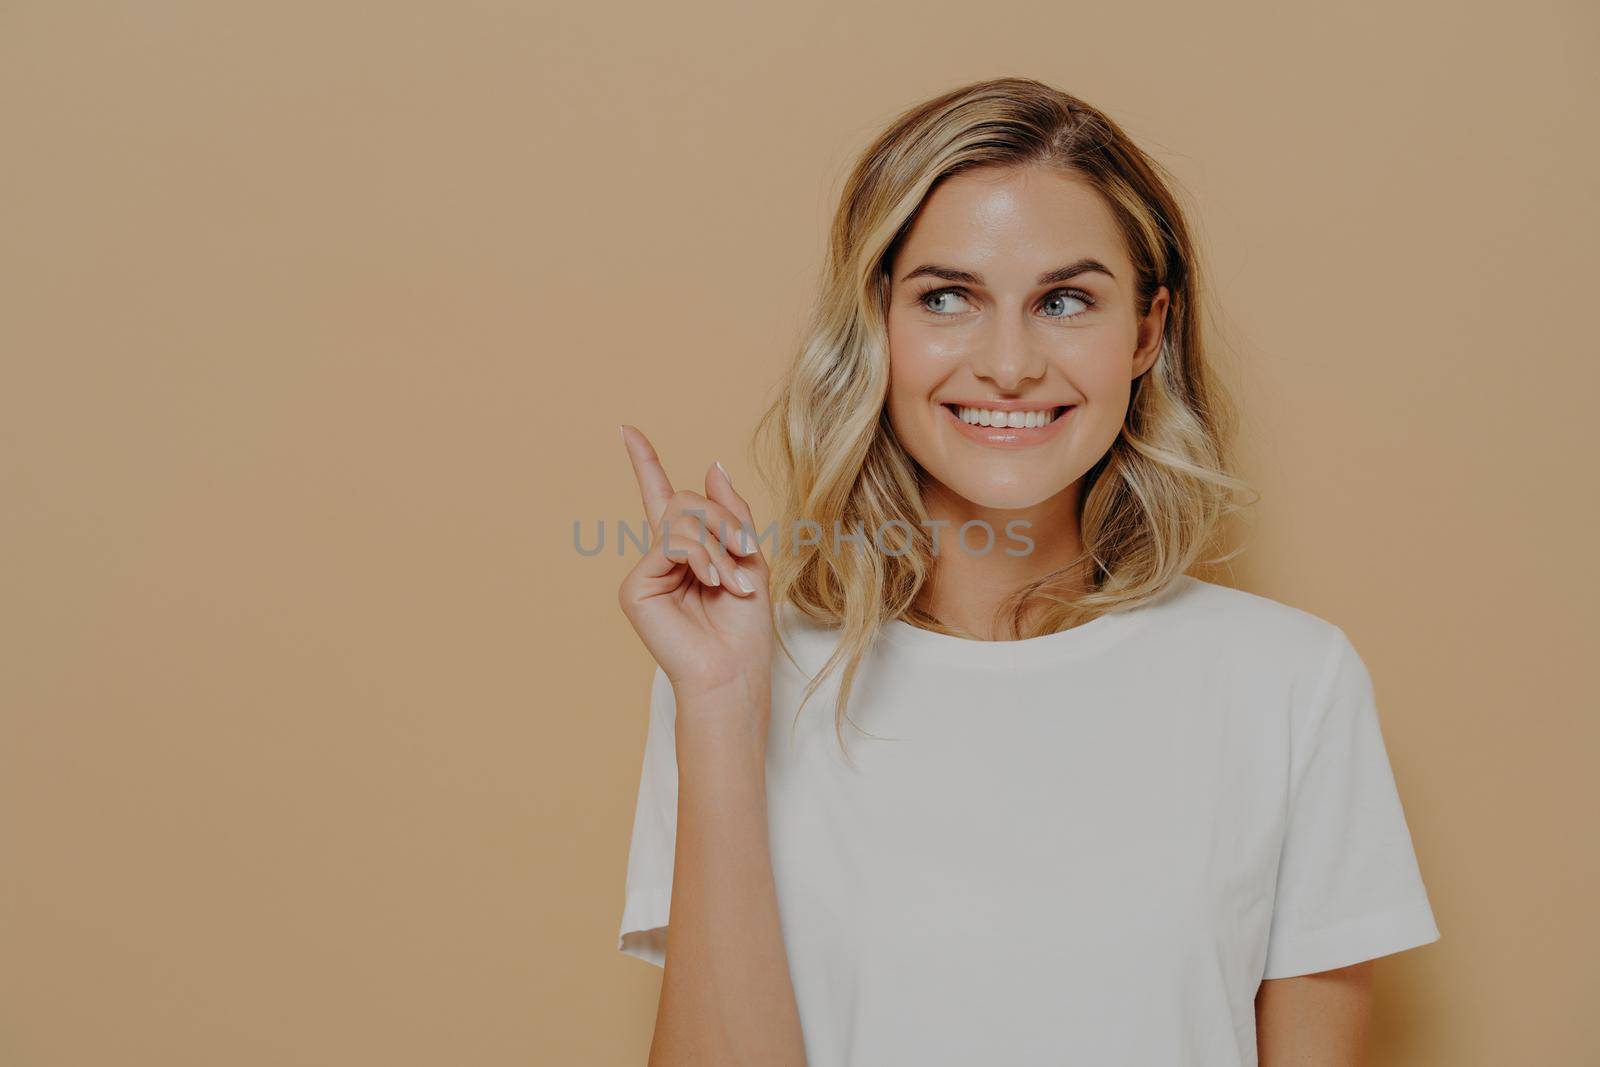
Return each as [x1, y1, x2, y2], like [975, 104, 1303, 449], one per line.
[886, 325, 949, 411]
[1071, 334, 1138, 400]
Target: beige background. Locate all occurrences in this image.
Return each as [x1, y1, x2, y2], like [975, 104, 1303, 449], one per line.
[2, 1, 1595, 1063]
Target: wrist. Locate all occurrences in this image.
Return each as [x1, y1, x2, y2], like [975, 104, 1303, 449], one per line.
[670, 669, 772, 707]
[673, 674, 772, 749]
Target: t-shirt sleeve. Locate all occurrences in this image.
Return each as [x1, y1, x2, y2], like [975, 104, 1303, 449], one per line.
[616, 666, 678, 968]
[1261, 626, 1441, 980]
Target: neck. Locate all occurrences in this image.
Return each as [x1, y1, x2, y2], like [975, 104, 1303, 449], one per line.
[914, 479, 1091, 641]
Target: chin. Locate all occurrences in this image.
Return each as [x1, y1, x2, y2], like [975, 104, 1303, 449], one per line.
[942, 475, 1067, 511]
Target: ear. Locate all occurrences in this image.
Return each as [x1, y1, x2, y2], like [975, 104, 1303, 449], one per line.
[1132, 286, 1171, 379]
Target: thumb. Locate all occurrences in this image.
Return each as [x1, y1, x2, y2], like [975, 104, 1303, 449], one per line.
[705, 460, 761, 559]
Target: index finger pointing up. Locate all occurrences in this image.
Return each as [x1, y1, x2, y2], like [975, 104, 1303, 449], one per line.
[619, 424, 674, 526]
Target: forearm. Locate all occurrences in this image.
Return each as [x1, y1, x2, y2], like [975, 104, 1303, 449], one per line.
[649, 679, 808, 1066]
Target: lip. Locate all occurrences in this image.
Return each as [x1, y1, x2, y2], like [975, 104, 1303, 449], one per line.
[939, 401, 1075, 448]
[940, 398, 1070, 411]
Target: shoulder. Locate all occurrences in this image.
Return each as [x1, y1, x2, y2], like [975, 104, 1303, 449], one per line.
[1153, 579, 1379, 767]
[1157, 575, 1351, 683]
[773, 600, 851, 660]
[1169, 575, 1344, 644]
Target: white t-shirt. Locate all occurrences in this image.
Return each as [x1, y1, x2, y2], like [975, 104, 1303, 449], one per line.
[615, 574, 1440, 1065]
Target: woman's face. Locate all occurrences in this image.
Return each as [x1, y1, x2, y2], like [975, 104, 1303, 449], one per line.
[885, 163, 1169, 511]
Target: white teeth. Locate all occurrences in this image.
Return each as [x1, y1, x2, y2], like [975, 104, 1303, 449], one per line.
[955, 406, 1060, 428]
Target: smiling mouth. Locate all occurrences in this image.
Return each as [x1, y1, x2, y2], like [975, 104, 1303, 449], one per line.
[942, 403, 1072, 429]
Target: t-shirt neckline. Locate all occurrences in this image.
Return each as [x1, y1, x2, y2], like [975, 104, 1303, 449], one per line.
[880, 597, 1155, 670]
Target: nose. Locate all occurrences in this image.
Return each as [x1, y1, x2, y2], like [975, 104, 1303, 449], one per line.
[969, 313, 1048, 392]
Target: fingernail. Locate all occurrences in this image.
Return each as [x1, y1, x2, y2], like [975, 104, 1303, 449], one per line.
[619, 424, 626, 443]
[715, 460, 731, 486]
[737, 528, 757, 555]
[706, 564, 721, 587]
[732, 567, 755, 595]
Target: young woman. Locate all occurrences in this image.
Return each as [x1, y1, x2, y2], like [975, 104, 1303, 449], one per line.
[613, 77, 1440, 1066]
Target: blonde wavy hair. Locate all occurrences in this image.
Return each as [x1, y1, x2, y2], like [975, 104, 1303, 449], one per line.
[753, 76, 1257, 757]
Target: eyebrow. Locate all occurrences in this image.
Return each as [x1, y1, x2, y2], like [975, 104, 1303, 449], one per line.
[898, 258, 1117, 287]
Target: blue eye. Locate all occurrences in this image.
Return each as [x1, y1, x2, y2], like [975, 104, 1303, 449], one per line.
[1041, 290, 1093, 318]
[914, 286, 1095, 320]
[920, 289, 973, 315]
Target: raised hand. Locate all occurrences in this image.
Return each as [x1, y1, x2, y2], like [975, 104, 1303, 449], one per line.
[616, 424, 775, 701]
